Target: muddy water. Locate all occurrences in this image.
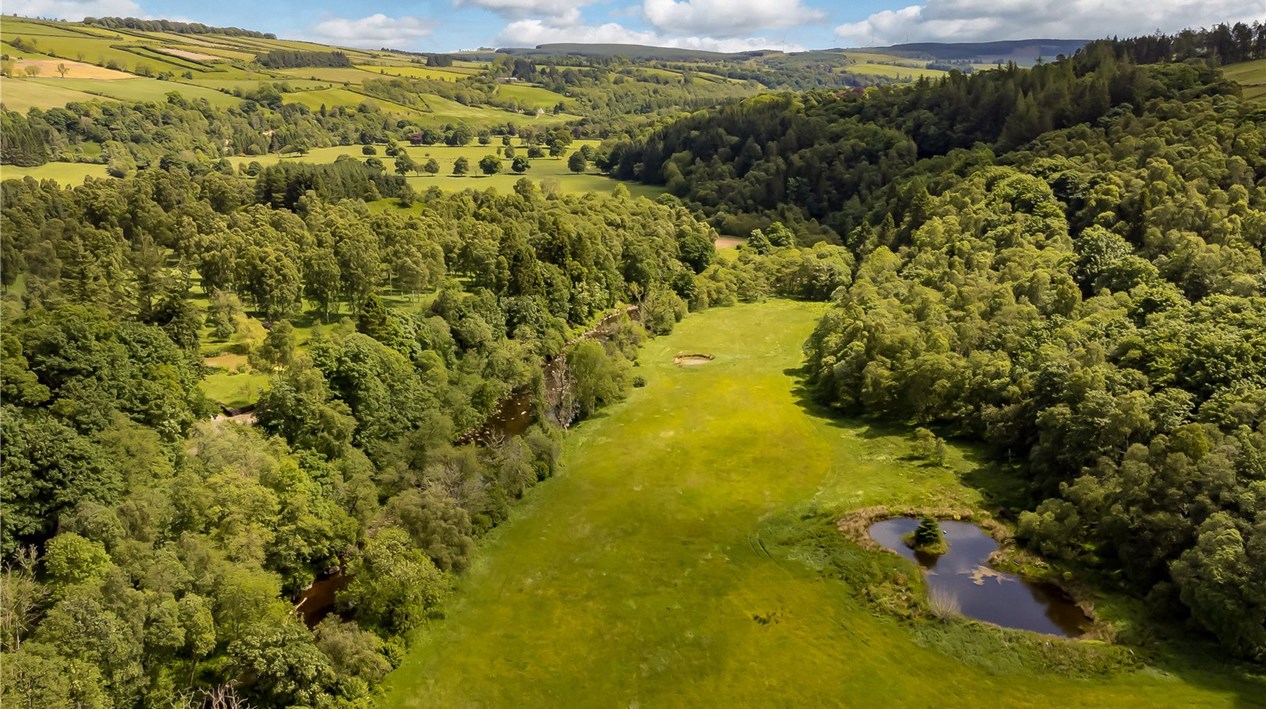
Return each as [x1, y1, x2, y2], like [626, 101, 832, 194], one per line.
[868, 518, 1089, 637]
[295, 573, 349, 628]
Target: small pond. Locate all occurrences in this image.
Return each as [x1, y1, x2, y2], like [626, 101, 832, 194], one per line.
[867, 518, 1090, 637]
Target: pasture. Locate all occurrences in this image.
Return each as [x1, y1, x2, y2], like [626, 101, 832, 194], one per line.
[0, 78, 105, 111]
[0, 161, 109, 183]
[380, 300, 1265, 708]
[31, 77, 244, 107]
[1224, 58, 1266, 102]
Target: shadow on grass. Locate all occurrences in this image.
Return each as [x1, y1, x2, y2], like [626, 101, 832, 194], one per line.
[778, 364, 1266, 706]
[780, 365, 1030, 513]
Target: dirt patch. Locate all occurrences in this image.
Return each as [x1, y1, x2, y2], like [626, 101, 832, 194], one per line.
[204, 353, 248, 370]
[9, 59, 133, 80]
[158, 47, 223, 62]
[673, 353, 715, 366]
[715, 236, 745, 249]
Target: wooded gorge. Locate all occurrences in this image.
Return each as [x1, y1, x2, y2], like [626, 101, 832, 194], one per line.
[2, 16, 1266, 708]
[611, 35, 1266, 661]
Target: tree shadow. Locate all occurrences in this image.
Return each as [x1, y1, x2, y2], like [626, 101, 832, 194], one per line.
[780, 364, 1030, 513]
[778, 364, 1266, 704]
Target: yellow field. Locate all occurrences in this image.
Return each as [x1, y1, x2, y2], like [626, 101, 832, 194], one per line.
[7, 59, 133, 79]
[844, 62, 948, 80]
[354, 64, 477, 81]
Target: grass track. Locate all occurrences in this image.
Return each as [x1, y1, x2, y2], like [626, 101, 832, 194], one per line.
[380, 301, 1264, 708]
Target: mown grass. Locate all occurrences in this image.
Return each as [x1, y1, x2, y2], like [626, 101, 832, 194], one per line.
[1223, 58, 1266, 103]
[0, 78, 106, 112]
[353, 64, 476, 81]
[0, 160, 109, 183]
[380, 300, 1265, 708]
[495, 82, 570, 109]
[31, 77, 243, 107]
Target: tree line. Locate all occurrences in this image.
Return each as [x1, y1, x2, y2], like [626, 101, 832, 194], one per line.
[600, 46, 1248, 241]
[0, 147, 846, 705]
[616, 47, 1266, 659]
[255, 51, 353, 70]
[83, 16, 278, 38]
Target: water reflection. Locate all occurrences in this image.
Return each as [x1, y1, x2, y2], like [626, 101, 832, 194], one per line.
[868, 518, 1089, 637]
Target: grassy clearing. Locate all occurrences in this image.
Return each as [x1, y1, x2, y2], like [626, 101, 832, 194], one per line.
[381, 300, 1265, 708]
[495, 82, 569, 109]
[0, 161, 110, 183]
[220, 140, 661, 198]
[199, 369, 270, 410]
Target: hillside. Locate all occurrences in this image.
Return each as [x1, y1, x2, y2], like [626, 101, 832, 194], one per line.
[2, 14, 1266, 709]
[0, 16, 580, 122]
[865, 38, 1090, 65]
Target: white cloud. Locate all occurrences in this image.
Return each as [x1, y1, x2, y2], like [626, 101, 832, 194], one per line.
[834, 0, 1266, 46]
[642, 0, 825, 37]
[496, 18, 801, 51]
[305, 14, 435, 49]
[458, 0, 595, 21]
[4, 0, 141, 20]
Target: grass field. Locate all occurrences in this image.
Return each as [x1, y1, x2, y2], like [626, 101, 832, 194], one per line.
[844, 62, 949, 80]
[0, 78, 106, 111]
[30, 77, 244, 107]
[495, 82, 569, 109]
[1224, 58, 1266, 102]
[380, 300, 1265, 708]
[215, 138, 663, 197]
[0, 161, 110, 183]
[354, 64, 477, 81]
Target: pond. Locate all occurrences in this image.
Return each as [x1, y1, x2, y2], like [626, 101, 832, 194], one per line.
[867, 518, 1090, 637]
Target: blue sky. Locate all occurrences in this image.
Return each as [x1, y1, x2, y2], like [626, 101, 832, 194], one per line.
[10, 0, 1265, 53]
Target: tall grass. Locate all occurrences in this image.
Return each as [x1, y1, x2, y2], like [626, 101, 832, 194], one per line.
[928, 586, 962, 621]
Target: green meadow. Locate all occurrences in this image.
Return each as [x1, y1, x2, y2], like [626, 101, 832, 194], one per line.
[380, 300, 1265, 708]
[1224, 58, 1266, 101]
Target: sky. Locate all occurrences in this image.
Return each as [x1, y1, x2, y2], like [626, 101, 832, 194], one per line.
[7, 0, 1265, 53]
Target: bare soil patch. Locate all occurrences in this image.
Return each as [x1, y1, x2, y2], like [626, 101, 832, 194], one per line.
[715, 236, 744, 249]
[673, 353, 715, 366]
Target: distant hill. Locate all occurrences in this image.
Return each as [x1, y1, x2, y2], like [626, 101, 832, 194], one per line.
[496, 44, 756, 61]
[864, 39, 1090, 65]
[491, 39, 1090, 66]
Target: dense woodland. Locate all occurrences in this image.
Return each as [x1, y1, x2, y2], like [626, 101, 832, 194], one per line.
[2, 18, 1266, 707]
[0, 142, 846, 704]
[613, 35, 1266, 660]
[82, 16, 278, 39]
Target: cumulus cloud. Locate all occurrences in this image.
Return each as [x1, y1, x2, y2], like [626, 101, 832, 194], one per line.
[458, 0, 596, 20]
[306, 13, 435, 49]
[834, 0, 1266, 46]
[643, 0, 826, 37]
[5, 0, 141, 20]
[496, 18, 801, 51]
